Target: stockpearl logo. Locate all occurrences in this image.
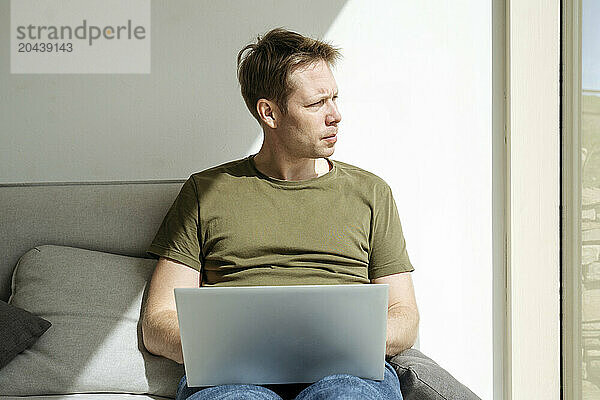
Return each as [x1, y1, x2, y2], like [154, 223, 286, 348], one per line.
[11, 0, 151, 74]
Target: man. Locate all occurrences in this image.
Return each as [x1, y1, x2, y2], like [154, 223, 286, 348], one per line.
[142, 27, 419, 400]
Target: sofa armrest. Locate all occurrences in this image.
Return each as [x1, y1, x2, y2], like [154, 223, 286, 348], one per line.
[386, 348, 481, 400]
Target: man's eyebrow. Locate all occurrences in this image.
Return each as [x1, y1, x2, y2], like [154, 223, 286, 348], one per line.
[308, 89, 339, 101]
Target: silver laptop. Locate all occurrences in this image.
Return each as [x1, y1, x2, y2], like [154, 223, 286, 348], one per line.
[174, 283, 389, 387]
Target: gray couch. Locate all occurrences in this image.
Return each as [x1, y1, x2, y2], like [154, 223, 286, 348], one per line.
[0, 180, 480, 400]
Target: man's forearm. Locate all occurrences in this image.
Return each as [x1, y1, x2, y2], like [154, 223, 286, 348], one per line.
[385, 304, 419, 357]
[142, 309, 184, 364]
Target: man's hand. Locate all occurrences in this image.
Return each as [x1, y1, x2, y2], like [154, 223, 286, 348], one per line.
[371, 272, 419, 357]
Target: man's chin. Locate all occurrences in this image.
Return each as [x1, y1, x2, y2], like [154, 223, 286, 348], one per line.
[316, 149, 335, 158]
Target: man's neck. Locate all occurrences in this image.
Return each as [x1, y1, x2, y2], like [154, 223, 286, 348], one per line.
[252, 152, 331, 181]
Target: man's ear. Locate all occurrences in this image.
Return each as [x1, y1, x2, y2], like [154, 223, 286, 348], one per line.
[256, 99, 278, 129]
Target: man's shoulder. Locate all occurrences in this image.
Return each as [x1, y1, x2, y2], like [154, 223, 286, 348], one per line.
[332, 159, 391, 191]
[189, 156, 250, 181]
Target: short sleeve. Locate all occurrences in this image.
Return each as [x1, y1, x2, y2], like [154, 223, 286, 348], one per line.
[146, 176, 202, 271]
[368, 184, 414, 280]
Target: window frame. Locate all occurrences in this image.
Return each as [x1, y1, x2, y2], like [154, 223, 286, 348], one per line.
[561, 0, 583, 399]
[505, 0, 562, 399]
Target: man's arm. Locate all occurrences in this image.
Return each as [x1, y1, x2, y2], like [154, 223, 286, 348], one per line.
[141, 256, 200, 364]
[371, 272, 419, 357]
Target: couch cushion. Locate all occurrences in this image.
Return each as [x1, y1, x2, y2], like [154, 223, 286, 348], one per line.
[387, 348, 481, 400]
[0, 245, 184, 398]
[0, 301, 51, 369]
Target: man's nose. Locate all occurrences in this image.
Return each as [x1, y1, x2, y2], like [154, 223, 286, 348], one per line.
[327, 102, 342, 125]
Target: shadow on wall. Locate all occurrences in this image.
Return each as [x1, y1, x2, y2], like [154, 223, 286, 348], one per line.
[0, 0, 349, 183]
[0, 1, 352, 396]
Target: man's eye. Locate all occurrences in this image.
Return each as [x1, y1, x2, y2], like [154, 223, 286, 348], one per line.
[311, 100, 325, 106]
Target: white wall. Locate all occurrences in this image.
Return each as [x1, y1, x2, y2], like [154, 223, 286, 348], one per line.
[319, 2, 494, 398]
[1, 1, 495, 398]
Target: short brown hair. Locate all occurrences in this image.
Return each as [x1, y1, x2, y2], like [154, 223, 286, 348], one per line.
[236, 27, 342, 124]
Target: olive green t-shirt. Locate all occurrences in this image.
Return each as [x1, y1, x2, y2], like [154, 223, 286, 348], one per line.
[146, 154, 414, 286]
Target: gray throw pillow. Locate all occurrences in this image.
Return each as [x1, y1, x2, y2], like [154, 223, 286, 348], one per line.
[0, 245, 184, 398]
[387, 348, 481, 400]
[0, 300, 51, 370]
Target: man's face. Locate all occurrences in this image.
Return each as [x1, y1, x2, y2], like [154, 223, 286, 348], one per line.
[275, 59, 342, 160]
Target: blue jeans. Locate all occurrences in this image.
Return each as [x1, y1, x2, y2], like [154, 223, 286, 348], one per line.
[175, 360, 403, 400]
